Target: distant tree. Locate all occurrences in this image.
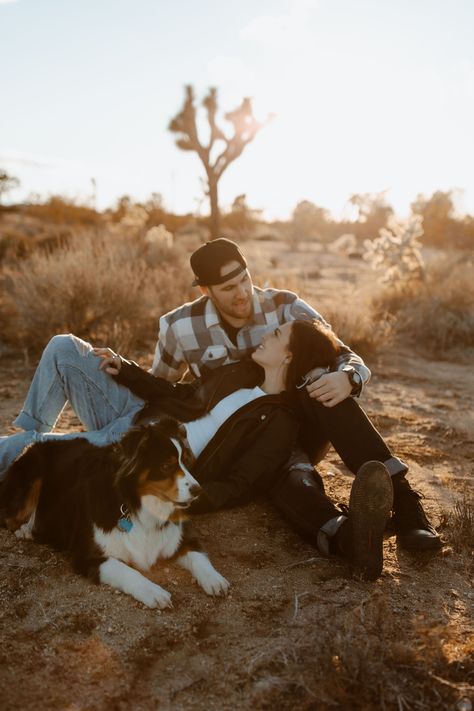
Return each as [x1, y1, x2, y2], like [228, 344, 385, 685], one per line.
[221, 194, 261, 241]
[290, 200, 330, 247]
[169, 85, 273, 239]
[0, 169, 20, 205]
[348, 191, 393, 239]
[410, 190, 473, 249]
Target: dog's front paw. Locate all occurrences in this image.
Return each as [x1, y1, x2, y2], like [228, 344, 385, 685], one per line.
[134, 579, 172, 609]
[178, 551, 230, 597]
[15, 523, 33, 540]
[199, 569, 230, 597]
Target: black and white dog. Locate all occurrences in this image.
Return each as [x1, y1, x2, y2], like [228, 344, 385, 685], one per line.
[0, 420, 229, 608]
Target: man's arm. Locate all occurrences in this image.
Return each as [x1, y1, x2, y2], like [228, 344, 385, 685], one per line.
[150, 314, 188, 382]
[286, 295, 371, 407]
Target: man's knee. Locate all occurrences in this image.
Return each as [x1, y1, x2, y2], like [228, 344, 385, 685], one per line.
[45, 334, 92, 361]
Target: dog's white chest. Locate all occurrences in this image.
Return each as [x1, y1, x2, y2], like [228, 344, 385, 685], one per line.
[94, 520, 183, 571]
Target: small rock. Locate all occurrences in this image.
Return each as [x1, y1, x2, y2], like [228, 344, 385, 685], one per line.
[441, 547, 454, 557]
[456, 699, 472, 711]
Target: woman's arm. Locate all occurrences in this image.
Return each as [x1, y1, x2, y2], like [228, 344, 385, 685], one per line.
[188, 411, 298, 513]
[92, 347, 196, 402]
[114, 358, 196, 402]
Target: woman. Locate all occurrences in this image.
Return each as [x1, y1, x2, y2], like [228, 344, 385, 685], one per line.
[95, 319, 342, 513]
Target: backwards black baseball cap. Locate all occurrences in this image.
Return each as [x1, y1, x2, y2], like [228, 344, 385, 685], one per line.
[190, 238, 247, 287]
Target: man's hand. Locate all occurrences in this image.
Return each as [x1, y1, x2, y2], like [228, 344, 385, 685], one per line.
[306, 371, 352, 407]
[92, 347, 122, 375]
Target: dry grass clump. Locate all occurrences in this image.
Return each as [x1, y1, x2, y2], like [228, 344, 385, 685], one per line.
[441, 494, 474, 554]
[323, 304, 394, 359]
[248, 594, 472, 710]
[372, 256, 474, 352]
[1, 228, 193, 354]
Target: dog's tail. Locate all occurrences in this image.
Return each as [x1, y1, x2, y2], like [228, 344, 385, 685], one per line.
[0, 443, 44, 531]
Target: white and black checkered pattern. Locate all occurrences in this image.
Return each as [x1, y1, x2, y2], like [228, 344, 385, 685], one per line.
[151, 286, 371, 384]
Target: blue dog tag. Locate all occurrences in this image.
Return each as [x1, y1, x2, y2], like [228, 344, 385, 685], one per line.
[118, 517, 133, 533]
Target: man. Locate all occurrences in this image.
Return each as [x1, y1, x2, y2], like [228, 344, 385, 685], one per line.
[150, 238, 441, 556]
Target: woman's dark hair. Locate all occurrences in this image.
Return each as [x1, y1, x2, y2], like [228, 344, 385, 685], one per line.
[285, 319, 341, 391]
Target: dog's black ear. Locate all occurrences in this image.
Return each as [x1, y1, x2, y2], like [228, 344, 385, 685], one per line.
[120, 426, 151, 459]
[153, 417, 182, 440]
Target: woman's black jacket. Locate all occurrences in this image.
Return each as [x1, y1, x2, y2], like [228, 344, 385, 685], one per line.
[114, 359, 299, 513]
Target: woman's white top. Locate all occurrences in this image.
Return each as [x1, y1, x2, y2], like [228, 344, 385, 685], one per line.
[183, 386, 266, 458]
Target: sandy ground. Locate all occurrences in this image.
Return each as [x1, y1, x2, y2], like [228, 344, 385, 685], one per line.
[0, 245, 473, 710]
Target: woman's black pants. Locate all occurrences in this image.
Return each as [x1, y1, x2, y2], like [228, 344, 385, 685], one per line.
[270, 392, 399, 546]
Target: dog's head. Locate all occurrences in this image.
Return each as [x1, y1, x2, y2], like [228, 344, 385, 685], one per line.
[117, 418, 201, 521]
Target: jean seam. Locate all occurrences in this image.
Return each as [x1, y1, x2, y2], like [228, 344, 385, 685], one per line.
[29, 376, 65, 430]
[57, 362, 126, 419]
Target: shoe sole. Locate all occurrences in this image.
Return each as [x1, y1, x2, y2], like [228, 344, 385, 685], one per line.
[397, 529, 442, 551]
[349, 461, 394, 581]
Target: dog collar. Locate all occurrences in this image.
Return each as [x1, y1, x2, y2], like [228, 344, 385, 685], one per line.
[118, 504, 133, 533]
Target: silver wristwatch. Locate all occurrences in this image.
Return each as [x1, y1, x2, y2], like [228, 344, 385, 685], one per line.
[342, 365, 362, 397]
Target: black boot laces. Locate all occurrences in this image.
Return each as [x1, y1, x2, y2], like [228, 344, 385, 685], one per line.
[393, 479, 434, 532]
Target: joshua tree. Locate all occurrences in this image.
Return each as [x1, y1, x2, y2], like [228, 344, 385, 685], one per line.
[169, 85, 272, 239]
[0, 169, 20, 205]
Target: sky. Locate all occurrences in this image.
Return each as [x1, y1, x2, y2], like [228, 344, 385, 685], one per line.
[1, 0, 473, 220]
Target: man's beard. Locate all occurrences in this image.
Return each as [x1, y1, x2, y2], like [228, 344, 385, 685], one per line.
[216, 294, 253, 322]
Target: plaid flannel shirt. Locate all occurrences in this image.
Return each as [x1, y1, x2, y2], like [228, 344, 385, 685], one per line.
[151, 286, 371, 386]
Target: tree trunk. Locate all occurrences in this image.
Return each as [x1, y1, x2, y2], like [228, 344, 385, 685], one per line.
[208, 176, 220, 240]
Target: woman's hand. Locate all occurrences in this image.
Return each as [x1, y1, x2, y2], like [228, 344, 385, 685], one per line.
[92, 347, 122, 376]
[306, 371, 352, 407]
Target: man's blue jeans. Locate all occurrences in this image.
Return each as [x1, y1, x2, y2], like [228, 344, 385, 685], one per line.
[0, 334, 144, 478]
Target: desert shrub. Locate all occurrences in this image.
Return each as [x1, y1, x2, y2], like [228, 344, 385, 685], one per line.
[364, 215, 474, 351]
[25, 196, 101, 226]
[0, 228, 73, 265]
[323, 304, 393, 359]
[0, 230, 34, 263]
[2, 228, 192, 354]
[364, 214, 425, 285]
[248, 594, 470, 710]
[373, 256, 474, 351]
[442, 494, 474, 553]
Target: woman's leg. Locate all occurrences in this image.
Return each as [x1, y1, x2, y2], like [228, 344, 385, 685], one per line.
[14, 334, 144, 433]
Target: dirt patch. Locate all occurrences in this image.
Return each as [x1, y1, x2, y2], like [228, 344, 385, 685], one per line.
[1, 246, 473, 710]
[1, 344, 473, 710]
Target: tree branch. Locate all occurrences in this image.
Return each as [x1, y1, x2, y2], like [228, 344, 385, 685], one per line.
[168, 85, 209, 166]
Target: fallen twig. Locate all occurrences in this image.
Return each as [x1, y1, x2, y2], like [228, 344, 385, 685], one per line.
[428, 672, 474, 693]
[292, 591, 311, 621]
[284, 557, 323, 570]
